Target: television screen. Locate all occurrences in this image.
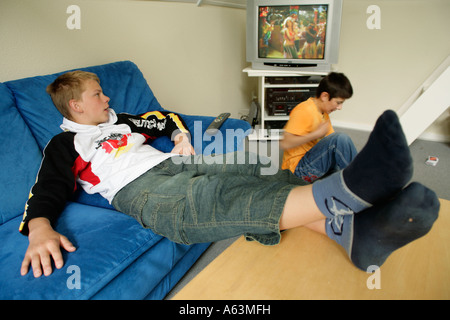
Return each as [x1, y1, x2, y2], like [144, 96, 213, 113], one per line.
[258, 5, 329, 61]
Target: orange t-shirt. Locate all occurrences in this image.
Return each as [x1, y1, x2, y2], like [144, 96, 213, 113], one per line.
[281, 98, 334, 173]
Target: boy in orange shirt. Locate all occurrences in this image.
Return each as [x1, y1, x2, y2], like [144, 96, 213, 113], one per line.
[281, 72, 357, 182]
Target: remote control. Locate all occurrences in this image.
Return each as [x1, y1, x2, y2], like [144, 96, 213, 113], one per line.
[206, 113, 230, 134]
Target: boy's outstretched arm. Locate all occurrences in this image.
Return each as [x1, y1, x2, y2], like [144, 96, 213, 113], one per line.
[21, 217, 76, 278]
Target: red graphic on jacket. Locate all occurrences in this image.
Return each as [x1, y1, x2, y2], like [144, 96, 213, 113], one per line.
[100, 133, 131, 154]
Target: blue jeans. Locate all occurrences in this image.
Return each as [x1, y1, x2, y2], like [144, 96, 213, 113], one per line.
[295, 133, 357, 183]
[112, 152, 306, 246]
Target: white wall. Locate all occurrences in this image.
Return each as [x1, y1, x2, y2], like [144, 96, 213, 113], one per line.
[1, 0, 449, 139]
[334, 0, 450, 140]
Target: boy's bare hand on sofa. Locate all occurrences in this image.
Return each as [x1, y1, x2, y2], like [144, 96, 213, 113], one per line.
[171, 132, 196, 156]
[21, 218, 76, 278]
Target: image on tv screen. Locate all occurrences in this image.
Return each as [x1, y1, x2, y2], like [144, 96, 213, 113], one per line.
[258, 5, 328, 60]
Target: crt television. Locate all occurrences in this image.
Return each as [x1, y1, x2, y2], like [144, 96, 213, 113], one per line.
[246, 0, 343, 72]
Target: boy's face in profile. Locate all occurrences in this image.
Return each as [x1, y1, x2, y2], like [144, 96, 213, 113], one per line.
[322, 97, 345, 114]
[72, 80, 110, 126]
[317, 92, 345, 114]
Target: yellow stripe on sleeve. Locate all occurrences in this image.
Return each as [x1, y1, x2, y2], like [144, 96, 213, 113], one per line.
[141, 111, 188, 133]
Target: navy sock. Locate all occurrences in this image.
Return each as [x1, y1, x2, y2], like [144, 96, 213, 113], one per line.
[349, 182, 439, 271]
[312, 110, 413, 221]
[342, 110, 413, 204]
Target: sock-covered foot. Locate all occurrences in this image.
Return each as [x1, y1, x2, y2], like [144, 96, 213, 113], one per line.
[343, 109, 413, 204]
[349, 182, 439, 271]
[312, 110, 413, 220]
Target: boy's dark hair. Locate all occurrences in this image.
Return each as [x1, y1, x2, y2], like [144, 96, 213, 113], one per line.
[316, 72, 353, 100]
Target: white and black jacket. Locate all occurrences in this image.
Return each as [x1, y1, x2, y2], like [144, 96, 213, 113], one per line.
[20, 109, 189, 235]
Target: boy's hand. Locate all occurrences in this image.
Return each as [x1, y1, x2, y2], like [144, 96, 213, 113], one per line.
[21, 218, 76, 278]
[171, 132, 196, 156]
[171, 141, 195, 155]
[314, 121, 331, 139]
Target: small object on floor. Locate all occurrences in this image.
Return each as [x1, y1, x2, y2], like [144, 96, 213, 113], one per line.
[426, 156, 439, 166]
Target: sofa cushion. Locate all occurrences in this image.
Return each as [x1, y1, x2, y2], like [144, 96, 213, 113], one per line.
[5, 60, 163, 151]
[0, 202, 169, 299]
[0, 83, 42, 225]
[89, 237, 209, 299]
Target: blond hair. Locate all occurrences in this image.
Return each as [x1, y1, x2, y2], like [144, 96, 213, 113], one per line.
[46, 70, 100, 119]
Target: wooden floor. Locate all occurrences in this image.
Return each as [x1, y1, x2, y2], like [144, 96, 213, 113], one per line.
[173, 199, 450, 300]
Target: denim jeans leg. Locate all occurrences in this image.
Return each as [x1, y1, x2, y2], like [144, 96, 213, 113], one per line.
[295, 133, 357, 182]
[113, 154, 300, 246]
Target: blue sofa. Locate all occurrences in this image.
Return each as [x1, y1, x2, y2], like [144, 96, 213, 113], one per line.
[0, 61, 251, 299]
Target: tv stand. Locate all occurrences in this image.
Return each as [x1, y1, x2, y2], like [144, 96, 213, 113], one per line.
[243, 67, 326, 140]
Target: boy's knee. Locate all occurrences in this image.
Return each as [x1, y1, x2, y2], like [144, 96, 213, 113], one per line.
[333, 132, 352, 143]
[331, 133, 355, 149]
